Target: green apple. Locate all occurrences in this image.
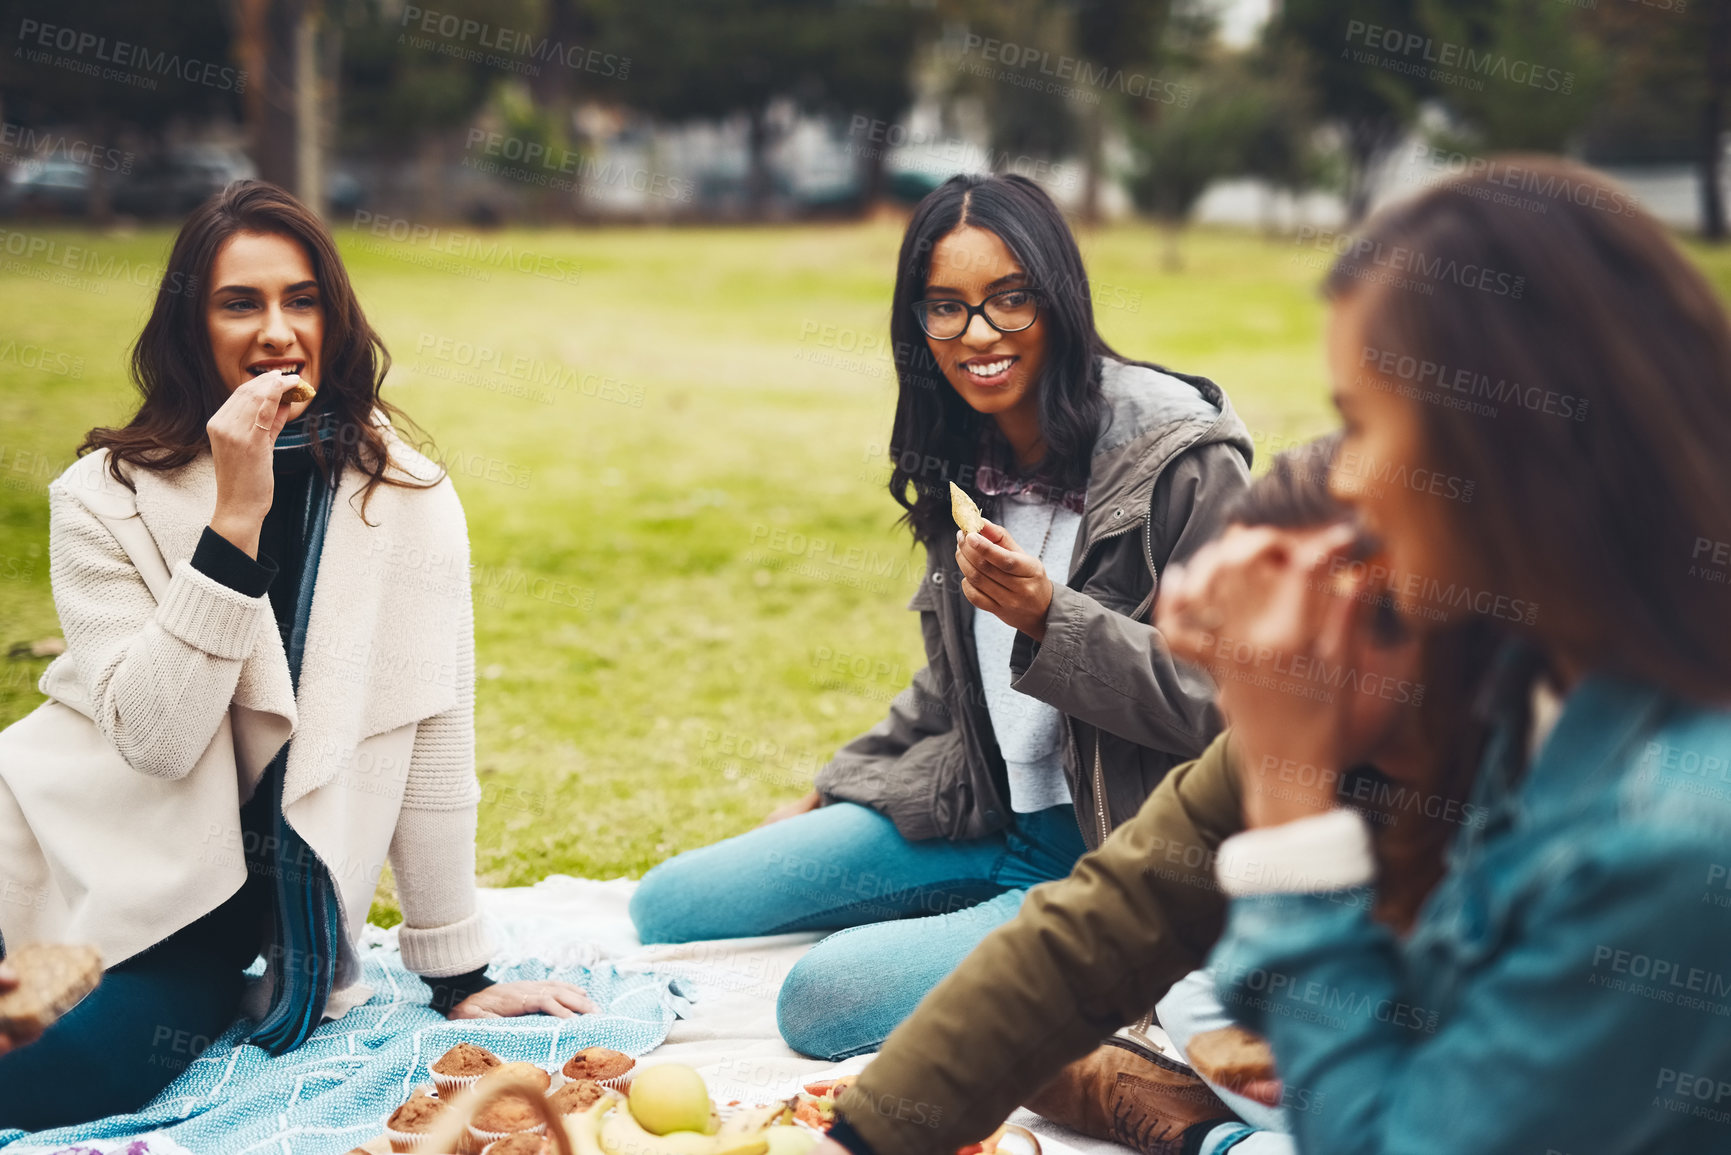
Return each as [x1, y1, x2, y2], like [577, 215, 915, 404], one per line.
[764, 1127, 818, 1155]
[629, 1064, 713, 1136]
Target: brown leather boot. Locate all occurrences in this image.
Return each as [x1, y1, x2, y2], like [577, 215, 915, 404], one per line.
[1024, 1035, 1238, 1155]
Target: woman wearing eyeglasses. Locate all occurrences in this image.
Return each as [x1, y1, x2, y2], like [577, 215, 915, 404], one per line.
[631, 174, 1253, 1060]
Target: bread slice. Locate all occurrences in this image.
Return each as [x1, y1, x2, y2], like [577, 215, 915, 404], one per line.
[1184, 1024, 1276, 1089]
[0, 942, 102, 1038]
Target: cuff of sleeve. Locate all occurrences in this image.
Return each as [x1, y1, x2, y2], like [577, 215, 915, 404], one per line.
[828, 1114, 878, 1155]
[156, 560, 268, 661]
[1010, 582, 1084, 699]
[427, 965, 496, 1014]
[192, 526, 277, 598]
[1214, 808, 1374, 897]
[398, 909, 494, 978]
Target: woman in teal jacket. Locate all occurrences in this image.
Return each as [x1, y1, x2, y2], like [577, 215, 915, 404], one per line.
[1148, 155, 1731, 1154]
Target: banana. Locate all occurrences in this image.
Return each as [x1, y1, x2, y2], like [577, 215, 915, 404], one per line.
[600, 1100, 765, 1155]
[568, 1099, 618, 1155]
[718, 1104, 792, 1136]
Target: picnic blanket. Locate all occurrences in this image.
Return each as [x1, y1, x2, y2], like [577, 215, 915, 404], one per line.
[2, 877, 1124, 1155]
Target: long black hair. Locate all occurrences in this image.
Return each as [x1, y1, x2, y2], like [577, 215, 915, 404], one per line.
[886, 174, 1119, 544]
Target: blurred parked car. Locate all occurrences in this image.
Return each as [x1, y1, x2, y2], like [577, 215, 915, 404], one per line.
[0, 160, 93, 217]
[112, 146, 257, 218]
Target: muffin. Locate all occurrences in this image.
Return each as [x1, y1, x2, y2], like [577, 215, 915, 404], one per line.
[548, 1079, 609, 1116]
[469, 1095, 547, 1147]
[385, 1092, 448, 1152]
[560, 1047, 635, 1089]
[482, 1136, 553, 1155]
[432, 1043, 502, 1098]
[494, 1061, 552, 1095]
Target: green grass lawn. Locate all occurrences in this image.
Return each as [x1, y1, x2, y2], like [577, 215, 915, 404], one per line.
[5, 218, 1730, 925]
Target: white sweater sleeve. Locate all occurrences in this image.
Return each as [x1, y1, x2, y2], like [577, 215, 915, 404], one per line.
[48, 479, 266, 780]
[389, 575, 494, 978]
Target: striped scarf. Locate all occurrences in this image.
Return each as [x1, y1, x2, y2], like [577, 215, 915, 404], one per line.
[248, 416, 347, 1055]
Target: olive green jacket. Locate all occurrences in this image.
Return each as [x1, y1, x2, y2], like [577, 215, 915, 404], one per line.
[836, 731, 1245, 1155]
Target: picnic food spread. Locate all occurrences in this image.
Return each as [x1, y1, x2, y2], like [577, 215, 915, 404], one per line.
[790, 1079, 851, 1131]
[949, 482, 986, 535]
[1185, 1023, 1277, 1088]
[0, 942, 102, 1039]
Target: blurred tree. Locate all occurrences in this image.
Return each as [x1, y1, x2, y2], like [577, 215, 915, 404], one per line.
[0, 0, 243, 219]
[1265, 0, 1430, 223]
[940, 0, 1080, 171]
[1126, 57, 1268, 268]
[599, 0, 922, 217]
[336, 0, 544, 216]
[1416, 0, 1605, 154]
[1070, 0, 1167, 223]
[1577, 0, 1731, 240]
[1235, 46, 1332, 234]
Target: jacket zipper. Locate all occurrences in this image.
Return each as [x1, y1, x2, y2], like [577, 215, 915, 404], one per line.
[1092, 733, 1110, 846]
[1080, 497, 1162, 846]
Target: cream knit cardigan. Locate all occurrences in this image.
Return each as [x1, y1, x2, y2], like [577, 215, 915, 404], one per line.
[0, 428, 492, 1018]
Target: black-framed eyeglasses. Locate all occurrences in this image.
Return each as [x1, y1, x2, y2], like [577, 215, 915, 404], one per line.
[911, 288, 1041, 340]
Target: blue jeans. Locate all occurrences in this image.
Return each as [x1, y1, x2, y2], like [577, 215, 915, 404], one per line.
[630, 801, 1087, 1059]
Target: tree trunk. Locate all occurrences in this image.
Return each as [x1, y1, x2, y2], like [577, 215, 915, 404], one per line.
[293, 1, 322, 216]
[1079, 99, 1105, 225]
[240, 0, 303, 192]
[1160, 218, 1183, 271]
[856, 136, 888, 216]
[1702, 2, 1731, 241]
[747, 105, 772, 220]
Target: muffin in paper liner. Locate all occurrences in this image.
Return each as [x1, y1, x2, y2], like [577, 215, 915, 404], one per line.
[467, 1121, 548, 1149]
[480, 1135, 556, 1155]
[560, 1047, 636, 1092]
[430, 1043, 502, 1099]
[385, 1088, 455, 1153]
[432, 1071, 487, 1101]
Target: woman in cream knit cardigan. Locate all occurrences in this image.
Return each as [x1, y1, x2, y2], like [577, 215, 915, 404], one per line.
[0, 182, 590, 1130]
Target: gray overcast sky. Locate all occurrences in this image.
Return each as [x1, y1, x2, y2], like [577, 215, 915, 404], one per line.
[1214, 0, 1274, 47]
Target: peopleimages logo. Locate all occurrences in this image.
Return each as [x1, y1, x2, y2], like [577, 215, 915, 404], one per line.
[1343, 20, 1574, 94]
[15, 18, 247, 92]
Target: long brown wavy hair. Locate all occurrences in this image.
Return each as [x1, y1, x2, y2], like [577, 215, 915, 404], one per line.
[1325, 156, 1731, 704]
[80, 180, 438, 514]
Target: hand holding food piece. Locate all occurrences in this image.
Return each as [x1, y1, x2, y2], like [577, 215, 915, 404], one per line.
[955, 520, 1055, 641]
[1185, 1024, 1282, 1107]
[0, 943, 102, 1054]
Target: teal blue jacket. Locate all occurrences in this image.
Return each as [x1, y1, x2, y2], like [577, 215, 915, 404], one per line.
[1213, 669, 1731, 1153]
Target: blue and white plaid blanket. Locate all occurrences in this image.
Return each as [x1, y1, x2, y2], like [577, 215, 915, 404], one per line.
[0, 930, 678, 1155]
